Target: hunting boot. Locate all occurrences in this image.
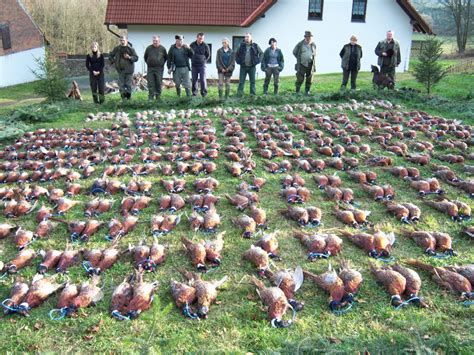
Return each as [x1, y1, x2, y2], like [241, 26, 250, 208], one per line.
[274, 84, 279, 95]
[305, 83, 311, 96]
[185, 88, 191, 97]
[98, 94, 105, 104]
[92, 93, 99, 104]
[263, 84, 268, 95]
[295, 84, 301, 94]
[176, 87, 182, 97]
[218, 89, 223, 99]
[225, 87, 230, 99]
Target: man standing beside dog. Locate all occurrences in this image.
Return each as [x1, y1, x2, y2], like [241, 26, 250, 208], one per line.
[375, 30, 401, 85]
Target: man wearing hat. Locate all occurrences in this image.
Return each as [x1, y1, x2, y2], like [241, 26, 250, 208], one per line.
[375, 30, 401, 84]
[293, 31, 317, 95]
[167, 34, 194, 97]
[261, 38, 284, 95]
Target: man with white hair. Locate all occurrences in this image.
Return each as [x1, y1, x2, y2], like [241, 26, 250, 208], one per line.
[144, 36, 168, 100]
[375, 30, 401, 85]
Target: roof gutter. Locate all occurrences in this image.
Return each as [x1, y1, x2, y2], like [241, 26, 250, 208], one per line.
[106, 23, 132, 46]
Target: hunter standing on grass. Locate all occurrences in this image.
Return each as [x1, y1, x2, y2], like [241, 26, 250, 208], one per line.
[216, 38, 235, 99]
[86, 41, 105, 104]
[144, 36, 168, 100]
[339, 35, 363, 91]
[375, 30, 401, 84]
[190, 32, 211, 97]
[293, 31, 317, 95]
[236, 33, 263, 96]
[261, 38, 284, 95]
[109, 36, 138, 100]
[167, 35, 194, 97]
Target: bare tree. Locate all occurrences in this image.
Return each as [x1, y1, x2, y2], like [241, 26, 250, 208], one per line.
[439, 0, 472, 53]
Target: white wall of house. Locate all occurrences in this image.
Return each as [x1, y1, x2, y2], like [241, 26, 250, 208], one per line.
[127, 0, 414, 79]
[0, 47, 45, 87]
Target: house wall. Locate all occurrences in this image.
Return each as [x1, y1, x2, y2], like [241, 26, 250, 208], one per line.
[127, 0, 414, 79]
[0, 0, 44, 56]
[0, 46, 45, 87]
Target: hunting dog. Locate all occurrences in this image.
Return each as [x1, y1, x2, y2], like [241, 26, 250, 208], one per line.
[371, 65, 395, 90]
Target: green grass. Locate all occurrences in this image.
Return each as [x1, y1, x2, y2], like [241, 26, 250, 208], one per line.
[0, 71, 473, 353]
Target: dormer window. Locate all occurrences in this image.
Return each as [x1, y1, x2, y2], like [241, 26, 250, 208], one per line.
[308, 0, 323, 20]
[351, 0, 367, 22]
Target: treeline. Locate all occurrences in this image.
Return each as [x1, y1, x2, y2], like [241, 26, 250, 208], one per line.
[23, 0, 125, 54]
[412, 0, 472, 37]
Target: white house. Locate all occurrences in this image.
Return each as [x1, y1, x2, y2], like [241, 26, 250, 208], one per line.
[105, 0, 432, 79]
[0, 0, 46, 87]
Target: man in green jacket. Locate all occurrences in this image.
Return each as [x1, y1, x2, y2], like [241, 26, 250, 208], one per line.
[375, 30, 401, 84]
[167, 35, 194, 97]
[144, 36, 168, 100]
[293, 31, 317, 95]
[109, 36, 138, 100]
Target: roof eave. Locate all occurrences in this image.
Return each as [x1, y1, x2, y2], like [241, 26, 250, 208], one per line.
[240, 0, 277, 27]
[396, 0, 434, 35]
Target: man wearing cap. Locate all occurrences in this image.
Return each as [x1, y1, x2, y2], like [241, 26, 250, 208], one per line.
[235, 33, 263, 96]
[167, 35, 194, 97]
[375, 30, 401, 84]
[144, 36, 168, 100]
[109, 36, 139, 100]
[190, 32, 211, 97]
[339, 35, 363, 90]
[261, 38, 284, 95]
[293, 31, 317, 95]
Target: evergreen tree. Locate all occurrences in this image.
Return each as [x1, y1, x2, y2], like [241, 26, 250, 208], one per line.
[412, 37, 447, 94]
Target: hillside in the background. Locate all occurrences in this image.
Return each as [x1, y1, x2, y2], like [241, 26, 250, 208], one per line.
[23, 0, 124, 54]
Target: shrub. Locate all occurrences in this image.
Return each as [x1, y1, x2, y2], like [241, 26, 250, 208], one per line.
[31, 50, 68, 102]
[412, 37, 447, 94]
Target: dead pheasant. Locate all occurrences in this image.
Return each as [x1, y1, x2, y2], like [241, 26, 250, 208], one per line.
[265, 266, 304, 311]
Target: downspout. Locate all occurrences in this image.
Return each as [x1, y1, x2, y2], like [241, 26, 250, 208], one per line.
[106, 24, 132, 46]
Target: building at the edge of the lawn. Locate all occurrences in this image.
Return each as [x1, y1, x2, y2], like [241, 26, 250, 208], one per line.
[0, 0, 45, 88]
[104, 0, 433, 79]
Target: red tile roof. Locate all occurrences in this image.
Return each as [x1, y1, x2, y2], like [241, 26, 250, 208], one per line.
[105, 0, 433, 34]
[105, 0, 277, 27]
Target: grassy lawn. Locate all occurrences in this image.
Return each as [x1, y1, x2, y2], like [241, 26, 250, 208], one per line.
[0, 70, 473, 353]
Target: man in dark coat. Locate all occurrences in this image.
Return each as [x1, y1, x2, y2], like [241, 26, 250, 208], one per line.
[375, 30, 401, 84]
[109, 36, 138, 100]
[339, 35, 363, 90]
[190, 32, 211, 97]
[144, 36, 168, 100]
[167, 35, 194, 97]
[235, 33, 263, 96]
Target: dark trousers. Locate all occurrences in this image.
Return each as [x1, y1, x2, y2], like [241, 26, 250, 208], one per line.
[263, 67, 280, 94]
[381, 65, 396, 82]
[148, 67, 164, 99]
[238, 66, 256, 95]
[191, 65, 207, 96]
[118, 71, 133, 98]
[341, 68, 358, 89]
[295, 63, 314, 93]
[89, 72, 105, 103]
